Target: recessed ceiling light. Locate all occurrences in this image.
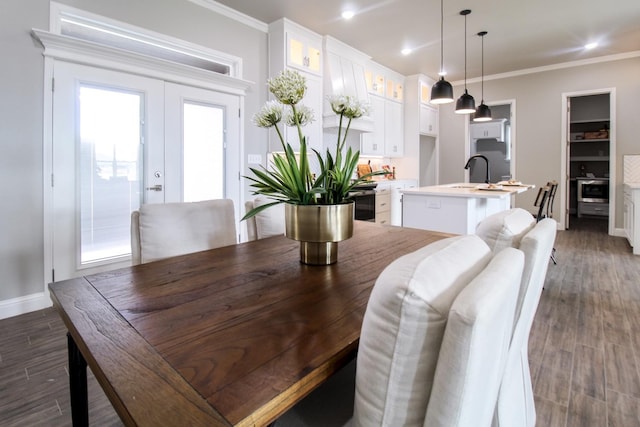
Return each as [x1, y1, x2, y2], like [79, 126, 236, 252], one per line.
[401, 48, 412, 55]
[585, 42, 598, 50]
[342, 11, 355, 20]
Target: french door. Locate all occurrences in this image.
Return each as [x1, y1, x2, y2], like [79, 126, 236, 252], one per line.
[51, 62, 240, 282]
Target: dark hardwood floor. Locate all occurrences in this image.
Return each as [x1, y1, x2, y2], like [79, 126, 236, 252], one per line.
[1, 217, 638, 426]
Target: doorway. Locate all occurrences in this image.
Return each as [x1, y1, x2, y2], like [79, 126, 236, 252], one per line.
[465, 100, 516, 183]
[50, 61, 241, 282]
[561, 90, 615, 233]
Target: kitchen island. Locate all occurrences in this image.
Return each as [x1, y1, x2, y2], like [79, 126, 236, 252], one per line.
[402, 183, 533, 234]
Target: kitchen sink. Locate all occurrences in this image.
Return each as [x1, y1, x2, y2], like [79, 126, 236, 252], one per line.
[444, 184, 477, 189]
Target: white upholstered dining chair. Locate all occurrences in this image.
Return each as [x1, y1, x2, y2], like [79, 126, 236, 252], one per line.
[475, 209, 557, 427]
[130, 199, 236, 265]
[276, 234, 525, 427]
[244, 196, 285, 241]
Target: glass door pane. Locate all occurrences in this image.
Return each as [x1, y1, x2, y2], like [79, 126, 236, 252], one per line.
[79, 85, 142, 264]
[183, 102, 224, 202]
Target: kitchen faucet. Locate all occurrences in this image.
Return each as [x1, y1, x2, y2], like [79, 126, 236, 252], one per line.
[464, 154, 491, 183]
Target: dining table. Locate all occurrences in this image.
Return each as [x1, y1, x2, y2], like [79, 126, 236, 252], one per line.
[49, 221, 451, 426]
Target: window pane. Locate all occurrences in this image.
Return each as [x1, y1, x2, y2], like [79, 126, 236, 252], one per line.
[183, 102, 224, 202]
[79, 85, 142, 264]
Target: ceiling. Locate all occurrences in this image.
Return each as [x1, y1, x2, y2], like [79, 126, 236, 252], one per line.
[210, 0, 640, 82]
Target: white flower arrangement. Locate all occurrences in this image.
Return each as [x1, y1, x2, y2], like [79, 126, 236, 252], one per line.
[243, 69, 379, 219]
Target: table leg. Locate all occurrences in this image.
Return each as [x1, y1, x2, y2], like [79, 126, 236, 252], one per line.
[67, 332, 89, 427]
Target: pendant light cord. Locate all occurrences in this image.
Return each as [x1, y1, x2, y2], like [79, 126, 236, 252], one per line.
[464, 12, 467, 89]
[481, 33, 484, 100]
[439, 0, 444, 75]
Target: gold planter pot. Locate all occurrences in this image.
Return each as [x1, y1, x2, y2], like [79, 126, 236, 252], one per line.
[284, 202, 354, 265]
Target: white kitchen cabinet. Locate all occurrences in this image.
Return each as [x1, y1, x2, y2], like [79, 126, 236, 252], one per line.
[419, 104, 438, 136]
[624, 184, 640, 255]
[360, 95, 404, 158]
[470, 120, 505, 140]
[377, 179, 417, 226]
[375, 187, 391, 225]
[360, 95, 385, 156]
[365, 68, 385, 97]
[364, 62, 404, 102]
[285, 28, 322, 75]
[385, 100, 404, 157]
[268, 19, 324, 152]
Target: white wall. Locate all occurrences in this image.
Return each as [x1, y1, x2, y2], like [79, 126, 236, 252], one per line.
[0, 0, 269, 316]
[439, 56, 640, 229]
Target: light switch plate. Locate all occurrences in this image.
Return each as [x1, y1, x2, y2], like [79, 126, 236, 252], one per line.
[247, 154, 262, 165]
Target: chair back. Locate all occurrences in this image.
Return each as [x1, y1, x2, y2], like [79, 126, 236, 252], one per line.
[424, 247, 524, 426]
[533, 185, 550, 222]
[131, 199, 236, 265]
[494, 218, 557, 427]
[354, 235, 493, 427]
[545, 180, 558, 218]
[475, 208, 536, 253]
[244, 197, 285, 241]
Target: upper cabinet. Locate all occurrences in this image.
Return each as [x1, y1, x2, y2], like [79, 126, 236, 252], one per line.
[269, 19, 323, 77]
[286, 32, 322, 75]
[268, 19, 324, 151]
[361, 61, 406, 158]
[470, 119, 507, 141]
[365, 63, 404, 102]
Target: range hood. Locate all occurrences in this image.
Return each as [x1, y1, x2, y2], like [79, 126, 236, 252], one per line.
[322, 37, 373, 133]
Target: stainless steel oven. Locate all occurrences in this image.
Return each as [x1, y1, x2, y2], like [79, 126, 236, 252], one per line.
[350, 182, 377, 222]
[577, 178, 609, 203]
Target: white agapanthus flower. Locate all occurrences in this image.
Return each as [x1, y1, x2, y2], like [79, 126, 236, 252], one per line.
[252, 100, 283, 128]
[327, 95, 370, 119]
[268, 69, 306, 105]
[285, 104, 315, 127]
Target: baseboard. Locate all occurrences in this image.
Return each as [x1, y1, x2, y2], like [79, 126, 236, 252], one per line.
[0, 292, 53, 320]
[612, 227, 626, 238]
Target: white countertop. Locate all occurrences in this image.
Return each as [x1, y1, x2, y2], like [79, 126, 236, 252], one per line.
[402, 182, 534, 199]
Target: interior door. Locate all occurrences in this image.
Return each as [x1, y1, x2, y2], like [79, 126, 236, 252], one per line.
[51, 62, 241, 282]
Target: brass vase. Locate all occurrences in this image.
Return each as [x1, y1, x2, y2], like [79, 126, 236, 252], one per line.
[284, 202, 354, 265]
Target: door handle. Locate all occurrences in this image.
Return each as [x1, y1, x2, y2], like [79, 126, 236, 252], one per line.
[146, 184, 163, 191]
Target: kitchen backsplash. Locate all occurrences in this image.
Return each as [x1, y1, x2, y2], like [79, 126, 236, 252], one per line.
[624, 155, 640, 183]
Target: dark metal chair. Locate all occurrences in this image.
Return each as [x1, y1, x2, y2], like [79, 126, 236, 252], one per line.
[533, 181, 558, 264]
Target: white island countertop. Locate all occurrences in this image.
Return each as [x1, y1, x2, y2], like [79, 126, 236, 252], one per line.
[401, 182, 534, 235]
[402, 182, 534, 198]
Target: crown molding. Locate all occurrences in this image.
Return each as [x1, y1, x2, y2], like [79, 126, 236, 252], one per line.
[453, 50, 640, 86]
[188, 0, 269, 33]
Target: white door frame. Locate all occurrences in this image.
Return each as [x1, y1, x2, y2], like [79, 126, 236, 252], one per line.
[560, 88, 616, 234]
[464, 99, 517, 183]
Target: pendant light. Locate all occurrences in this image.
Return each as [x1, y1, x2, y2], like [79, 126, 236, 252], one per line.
[430, 0, 453, 104]
[455, 9, 476, 114]
[474, 31, 492, 121]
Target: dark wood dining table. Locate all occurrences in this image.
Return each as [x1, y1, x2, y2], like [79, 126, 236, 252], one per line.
[49, 221, 451, 426]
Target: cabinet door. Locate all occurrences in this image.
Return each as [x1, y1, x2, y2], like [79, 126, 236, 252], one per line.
[385, 101, 404, 157]
[420, 105, 438, 135]
[470, 121, 503, 140]
[361, 95, 385, 156]
[287, 32, 322, 75]
[365, 68, 385, 96]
